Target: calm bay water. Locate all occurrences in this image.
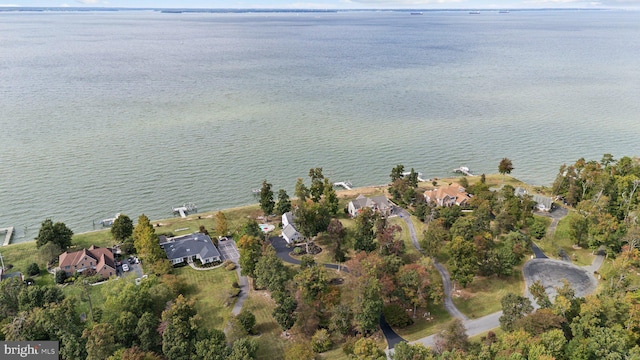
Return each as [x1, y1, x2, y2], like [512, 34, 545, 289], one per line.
[1, 10, 639, 242]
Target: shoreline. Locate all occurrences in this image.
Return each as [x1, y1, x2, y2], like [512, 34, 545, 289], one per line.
[3, 183, 393, 247]
[5, 174, 531, 247]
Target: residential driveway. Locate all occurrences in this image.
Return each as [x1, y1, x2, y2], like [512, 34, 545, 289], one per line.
[396, 208, 467, 321]
[213, 239, 247, 316]
[535, 206, 568, 238]
[270, 236, 301, 265]
[218, 240, 240, 263]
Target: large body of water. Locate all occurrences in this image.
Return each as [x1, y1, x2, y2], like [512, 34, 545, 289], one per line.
[1, 9, 639, 242]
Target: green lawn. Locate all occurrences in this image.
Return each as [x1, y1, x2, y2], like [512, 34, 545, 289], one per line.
[241, 292, 288, 360]
[536, 211, 594, 266]
[452, 269, 524, 319]
[173, 266, 239, 331]
[394, 303, 452, 341]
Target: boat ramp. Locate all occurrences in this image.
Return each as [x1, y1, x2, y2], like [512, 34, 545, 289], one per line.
[1, 227, 14, 246]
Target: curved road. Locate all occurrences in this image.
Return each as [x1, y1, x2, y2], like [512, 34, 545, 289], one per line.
[395, 205, 605, 353]
[397, 209, 467, 321]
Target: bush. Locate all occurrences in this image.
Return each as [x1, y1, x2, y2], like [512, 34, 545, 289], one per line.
[383, 304, 414, 328]
[528, 217, 548, 239]
[225, 262, 237, 271]
[26, 263, 40, 276]
[311, 328, 332, 353]
[229, 288, 241, 298]
[55, 270, 67, 284]
[232, 281, 240, 288]
[237, 310, 256, 335]
[292, 247, 303, 255]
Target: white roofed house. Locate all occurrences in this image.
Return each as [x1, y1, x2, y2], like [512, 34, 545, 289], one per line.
[347, 194, 393, 217]
[160, 233, 221, 265]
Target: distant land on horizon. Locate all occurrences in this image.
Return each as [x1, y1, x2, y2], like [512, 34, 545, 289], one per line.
[0, 7, 613, 13]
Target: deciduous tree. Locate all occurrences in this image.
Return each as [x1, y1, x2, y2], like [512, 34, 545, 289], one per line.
[35, 218, 73, 250]
[447, 236, 478, 288]
[237, 235, 262, 278]
[499, 157, 514, 184]
[353, 207, 377, 253]
[111, 214, 133, 242]
[215, 211, 228, 237]
[499, 293, 533, 332]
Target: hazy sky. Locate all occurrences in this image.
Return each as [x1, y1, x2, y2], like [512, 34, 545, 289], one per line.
[1, 0, 640, 9]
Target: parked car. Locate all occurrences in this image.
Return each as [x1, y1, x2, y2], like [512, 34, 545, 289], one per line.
[122, 263, 130, 272]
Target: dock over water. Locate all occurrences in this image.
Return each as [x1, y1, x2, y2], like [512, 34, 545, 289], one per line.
[1, 227, 14, 246]
[453, 166, 476, 176]
[334, 181, 353, 190]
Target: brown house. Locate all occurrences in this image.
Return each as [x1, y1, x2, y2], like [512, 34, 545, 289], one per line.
[58, 245, 117, 279]
[424, 183, 471, 207]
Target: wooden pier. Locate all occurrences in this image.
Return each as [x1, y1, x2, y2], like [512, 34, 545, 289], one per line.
[402, 171, 428, 182]
[453, 166, 475, 177]
[1, 227, 14, 246]
[333, 181, 353, 190]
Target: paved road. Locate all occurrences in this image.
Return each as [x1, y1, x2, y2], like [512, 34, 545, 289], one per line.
[216, 239, 248, 316]
[531, 242, 548, 259]
[397, 208, 467, 321]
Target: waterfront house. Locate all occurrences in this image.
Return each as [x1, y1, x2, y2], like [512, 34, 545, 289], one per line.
[160, 233, 221, 265]
[347, 195, 393, 217]
[58, 245, 117, 279]
[282, 211, 294, 227]
[282, 224, 301, 244]
[424, 183, 471, 207]
[514, 187, 554, 212]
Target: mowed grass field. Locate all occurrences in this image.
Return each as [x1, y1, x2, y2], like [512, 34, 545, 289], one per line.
[452, 268, 525, 319]
[173, 266, 239, 331]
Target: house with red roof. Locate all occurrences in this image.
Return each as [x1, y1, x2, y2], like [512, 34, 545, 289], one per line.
[58, 245, 117, 279]
[424, 183, 471, 207]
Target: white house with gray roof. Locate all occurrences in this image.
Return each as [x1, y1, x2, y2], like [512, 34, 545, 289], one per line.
[347, 194, 393, 217]
[280, 211, 301, 244]
[160, 232, 221, 265]
[514, 187, 554, 212]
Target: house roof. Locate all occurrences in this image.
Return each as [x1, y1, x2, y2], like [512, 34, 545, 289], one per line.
[282, 212, 294, 225]
[59, 246, 116, 271]
[514, 187, 553, 210]
[349, 195, 392, 212]
[160, 233, 221, 261]
[532, 194, 554, 209]
[282, 224, 299, 240]
[424, 183, 470, 205]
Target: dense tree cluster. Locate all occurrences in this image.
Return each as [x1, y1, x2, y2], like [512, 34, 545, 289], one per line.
[552, 155, 640, 254]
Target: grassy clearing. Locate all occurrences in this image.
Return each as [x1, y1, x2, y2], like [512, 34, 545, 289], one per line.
[173, 266, 238, 331]
[537, 211, 594, 266]
[62, 280, 108, 322]
[241, 291, 288, 360]
[394, 303, 452, 341]
[452, 269, 524, 319]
